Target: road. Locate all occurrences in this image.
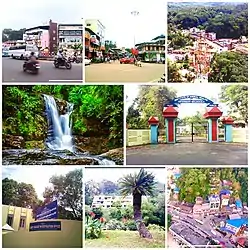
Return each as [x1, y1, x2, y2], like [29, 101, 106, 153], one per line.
[126, 142, 248, 165]
[85, 61, 165, 82]
[2, 57, 83, 82]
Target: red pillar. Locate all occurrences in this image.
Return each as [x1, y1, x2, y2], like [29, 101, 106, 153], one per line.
[163, 106, 179, 143]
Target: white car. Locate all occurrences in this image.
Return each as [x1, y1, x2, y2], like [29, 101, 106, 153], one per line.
[85, 57, 91, 66]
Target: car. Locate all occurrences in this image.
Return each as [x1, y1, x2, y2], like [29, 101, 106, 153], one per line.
[120, 57, 135, 64]
[85, 57, 91, 66]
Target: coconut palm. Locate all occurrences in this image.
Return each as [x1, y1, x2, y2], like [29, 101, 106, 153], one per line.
[119, 168, 156, 239]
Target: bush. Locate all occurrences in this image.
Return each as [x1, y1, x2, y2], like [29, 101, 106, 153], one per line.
[105, 219, 126, 230]
[124, 220, 137, 231]
[85, 216, 102, 239]
[147, 224, 165, 231]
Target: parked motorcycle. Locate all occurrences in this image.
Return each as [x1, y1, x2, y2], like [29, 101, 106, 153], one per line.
[23, 61, 40, 74]
[54, 57, 72, 69]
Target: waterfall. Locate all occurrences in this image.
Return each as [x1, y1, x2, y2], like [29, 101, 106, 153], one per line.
[43, 94, 74, 151]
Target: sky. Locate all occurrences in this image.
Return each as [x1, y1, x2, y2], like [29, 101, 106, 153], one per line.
[126, 84, 230, 118]
[2, 166, 81, 200]
[84, 0, 166, 48]
[1, 0, 83, 30]
[85, 168, 166, 184]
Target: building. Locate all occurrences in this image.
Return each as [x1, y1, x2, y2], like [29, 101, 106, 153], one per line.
[23, 20, 58, 53]
[58, 24, 83, 48]
[92, 195, 133, 208]
[85, 19, 105, 46]
[2, 205, 34, 231]
[135, 35, 165, 62]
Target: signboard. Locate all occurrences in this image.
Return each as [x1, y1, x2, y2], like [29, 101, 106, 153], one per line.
[165, 95, 219, 107]
[29, 221, 61, 232]
[36, 200, 58, 220]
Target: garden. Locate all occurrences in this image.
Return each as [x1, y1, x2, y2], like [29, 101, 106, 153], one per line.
[85, 168, 165, 248]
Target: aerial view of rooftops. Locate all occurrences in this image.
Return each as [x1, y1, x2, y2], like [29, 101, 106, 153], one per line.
[167, 167, 248, 248]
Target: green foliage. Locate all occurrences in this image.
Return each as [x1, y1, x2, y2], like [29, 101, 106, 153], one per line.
[85, 216, 102, 239]
[167, 60, 183, 83]
[2, 28, 26, 42]
[105, 219, 126, 230]
[124, 220, 137, 231]
[92, 207, 103, 219]
[209, 52, 248, 83]
[168, 3, 248, 39]
[219, 85, 248, 124]
[3, 85, 123, 149]
[119, 168, 157, 197]
[167, 214, 172, 231]
[147, 224, 165, 231]
[168, 31, 194, 49]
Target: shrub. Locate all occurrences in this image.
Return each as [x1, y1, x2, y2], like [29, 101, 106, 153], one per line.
[105, 219, 126, 230]
[85, 216, 102, 239]
[124, 220, 137, 231]
[147, 224, 165, 231]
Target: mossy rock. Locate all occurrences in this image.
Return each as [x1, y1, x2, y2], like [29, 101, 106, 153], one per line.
[25, 141, 46, 150]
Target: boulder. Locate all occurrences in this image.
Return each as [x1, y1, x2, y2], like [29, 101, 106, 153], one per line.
[3, 134, 25, 149]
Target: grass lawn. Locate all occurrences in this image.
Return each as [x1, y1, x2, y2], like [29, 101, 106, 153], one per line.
[85, 230, 165, 248]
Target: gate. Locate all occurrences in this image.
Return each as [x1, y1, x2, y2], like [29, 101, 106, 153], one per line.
[176, 122, 208, 143]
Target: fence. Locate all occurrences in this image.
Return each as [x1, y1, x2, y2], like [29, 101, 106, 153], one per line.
[232, 128, 248, 143]
[126, 129, 150, 146]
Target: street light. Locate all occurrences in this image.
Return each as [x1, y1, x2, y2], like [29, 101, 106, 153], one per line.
[131, 10, 139, 48]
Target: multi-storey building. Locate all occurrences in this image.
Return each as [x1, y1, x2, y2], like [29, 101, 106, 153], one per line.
[92, 195, 133, 208]
[2, 205, 34, 231]
[135, 35, 165, 62]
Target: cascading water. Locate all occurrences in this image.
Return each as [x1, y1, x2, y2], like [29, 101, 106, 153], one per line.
[43, 94, 74, 151]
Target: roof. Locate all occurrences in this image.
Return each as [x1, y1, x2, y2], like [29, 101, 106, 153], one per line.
[25, 25, 49, 32]
[58, 24, 82, 26]
[226, 218, 248, 228]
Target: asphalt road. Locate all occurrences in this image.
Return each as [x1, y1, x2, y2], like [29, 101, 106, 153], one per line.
[126, 142, 248, 165]
[2, 57, 83, 82]
[85, 61, 165, 82]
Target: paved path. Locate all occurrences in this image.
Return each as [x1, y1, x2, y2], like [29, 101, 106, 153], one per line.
[2, 57, 83, 82]
[85, 61, 165, 82]
[126, 142, 248, 165]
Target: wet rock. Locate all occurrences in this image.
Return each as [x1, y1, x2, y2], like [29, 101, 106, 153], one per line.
[25, 140, 46, 150]
[2, 135, 25, 149]
[100, 148, 124, 165]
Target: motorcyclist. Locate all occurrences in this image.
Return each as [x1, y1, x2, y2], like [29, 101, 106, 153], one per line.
[28, 52, 37, 63]
[57, 49, 65, 64]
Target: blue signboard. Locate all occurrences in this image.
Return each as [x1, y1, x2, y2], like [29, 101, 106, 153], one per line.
[36, 200, 58, 221]
[29, 221, 61, 232]
[165, 95, 219, 107]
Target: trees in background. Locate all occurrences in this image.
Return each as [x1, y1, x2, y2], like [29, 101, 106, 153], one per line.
[219, 85, 248, 124]
[209, 52, 248, 83]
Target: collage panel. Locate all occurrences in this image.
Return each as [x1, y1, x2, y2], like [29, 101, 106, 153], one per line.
[167, 1, 248, 83]
[2, 0, 83, 83]
[126, 84, 248, 165]
[84, 167, 165, 249]
[2, 166, 83, 248]
[167, 166, 248, 248]
[2, 85, 124, 165]
[84, 0, 166, 83]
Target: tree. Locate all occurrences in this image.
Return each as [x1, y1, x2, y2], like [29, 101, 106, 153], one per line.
[2, 178, 19, 206]
[209, 52, 248, 83]
[167, 214, 172, 230]
[168, 60, 183, 83]
[43, 169, 83, 221]
[99, 180, 118, 195]
[220, 85, 248, 124]
[85, 180, 101, 205]
[2, 28, 26, 42]
[119, 168, 157, 239]
[105, 40, 117, 52]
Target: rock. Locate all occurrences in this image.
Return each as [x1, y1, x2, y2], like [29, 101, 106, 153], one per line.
[2, 134, 25, 149]
[100, 148, 124, 165]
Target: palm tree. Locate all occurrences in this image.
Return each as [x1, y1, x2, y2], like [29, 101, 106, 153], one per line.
[119, 168, 156, 239]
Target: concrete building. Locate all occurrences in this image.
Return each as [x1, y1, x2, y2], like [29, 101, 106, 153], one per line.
[58, 24, 83, 48]
[92, 195, 133, 208]
[2, 205, 34, 231]
[85, 19, 105, 46]
[23, 20, 58, 53]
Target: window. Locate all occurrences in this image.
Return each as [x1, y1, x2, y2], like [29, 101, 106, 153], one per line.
[86, 24, 91, 26]
[7, 215, 13, 227]
[107, 205, 110, 208]
[19, 217, 26, 228]
[53, 30, 56, 34]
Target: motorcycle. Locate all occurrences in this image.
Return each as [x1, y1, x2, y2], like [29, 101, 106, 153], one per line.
[23, 60, 40, 74]
[71, 55, 82, 64]
[54, 57, 72, 69]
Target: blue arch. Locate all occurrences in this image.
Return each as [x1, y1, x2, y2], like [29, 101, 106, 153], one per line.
[165, 95, 219, 107]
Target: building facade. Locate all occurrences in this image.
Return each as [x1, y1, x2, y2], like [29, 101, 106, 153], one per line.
[58, 24, 83, 48]
[135, 35, 165, 62]
[92, 195, 133, 208]
[2, 205, 34, 231]
[85, 19, 105, 46]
